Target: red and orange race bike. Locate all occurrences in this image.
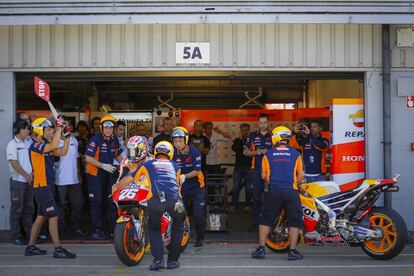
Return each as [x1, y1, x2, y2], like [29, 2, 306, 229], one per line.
[112, 178, 190, 266]
[266, 174, 407, 260]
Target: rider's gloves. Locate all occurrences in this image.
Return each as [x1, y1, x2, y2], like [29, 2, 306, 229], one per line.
[101, 163, 116, 173]
[55, 115, 65, 128]
[174, 200, 184, 214]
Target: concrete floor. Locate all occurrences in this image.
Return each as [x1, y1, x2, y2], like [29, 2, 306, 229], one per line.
[0, 241, 413, 276]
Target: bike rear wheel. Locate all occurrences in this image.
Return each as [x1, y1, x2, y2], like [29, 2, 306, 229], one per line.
[265, 213, 291, 253]
[361, 207, 407, 260]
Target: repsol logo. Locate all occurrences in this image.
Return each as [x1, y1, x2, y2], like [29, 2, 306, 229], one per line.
[344, 131, 364, 138]
[302, 206, 317, 219]
[273, 152, 291, 156]
[342, 156, 365, 162]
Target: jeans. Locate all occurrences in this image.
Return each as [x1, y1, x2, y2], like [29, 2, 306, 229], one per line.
[231, 167, 252, 207]
[250, 169, 265, 226]
[56, 183, 84, 232]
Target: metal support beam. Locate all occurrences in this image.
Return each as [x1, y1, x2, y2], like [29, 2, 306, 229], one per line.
[382, 24, 392, 208]
[1, 14, 414, 25]
[239, 87, 264, 109]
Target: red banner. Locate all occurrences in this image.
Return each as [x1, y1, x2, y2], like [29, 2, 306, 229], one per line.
[180, 108, 329, 132]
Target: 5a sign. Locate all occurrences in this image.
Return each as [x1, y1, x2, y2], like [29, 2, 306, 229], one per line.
[176, 42, 210, 64]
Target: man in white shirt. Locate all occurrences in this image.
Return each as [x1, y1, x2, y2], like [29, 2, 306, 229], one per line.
[54, 118, 84, 236]
[7, 119, 34, 245]
[204, 121, 231, 175]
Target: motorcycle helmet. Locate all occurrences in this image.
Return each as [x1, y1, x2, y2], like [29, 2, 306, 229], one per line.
[126, 136, 149, 163]
[271, 125, 292, 145]
[32, 117, 54, 137]
[154, 141, 174, 160]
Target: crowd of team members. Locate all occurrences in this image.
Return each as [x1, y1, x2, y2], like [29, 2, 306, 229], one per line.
[7, 111, 328, 267]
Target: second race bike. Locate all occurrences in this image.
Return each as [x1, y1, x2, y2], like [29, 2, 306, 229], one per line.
[266, 174, 407, 260]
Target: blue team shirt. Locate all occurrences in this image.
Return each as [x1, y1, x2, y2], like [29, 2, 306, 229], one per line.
[131, 159, 180, 199]
[85, 133, 122, 176]
[245, 130, 273, 171]
[297, 135, 329, 175]
[262, 145, 303, 190]
[173, 145, 204, 190]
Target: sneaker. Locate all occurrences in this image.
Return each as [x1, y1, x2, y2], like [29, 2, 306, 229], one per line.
[167, 261, 180, 269]
[90, 229, 107, 240]
[72, 229, 86, 237]
[53, 247, 76, 259]
[149, 259, 165, 271]
[251, 246, 265, 259]
[287, 249, 303, 261]
[247, 225, 258, 232]
[13, 237, 28, 246]
[25, 245, 47, 256]
[194, 238, 204, 247]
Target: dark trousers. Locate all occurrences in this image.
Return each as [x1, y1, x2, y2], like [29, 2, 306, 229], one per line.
[182, 185, 205, 240]
[87, 170, 117, 231]
[206, 164, 222, 175]
[250, 169, 265, 226]
[9, 179, 34, 239]
[231, 167, 252, 207]
[147, 197, 185, 262]
[56, 184, 84, 232]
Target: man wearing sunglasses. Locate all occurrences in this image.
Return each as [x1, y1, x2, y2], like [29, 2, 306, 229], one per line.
[85, 115, 124, 240]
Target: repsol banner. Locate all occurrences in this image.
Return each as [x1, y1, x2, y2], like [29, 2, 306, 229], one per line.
[330, 98, 365, 191]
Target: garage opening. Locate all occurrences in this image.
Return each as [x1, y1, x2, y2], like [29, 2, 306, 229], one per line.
[16, 71, 364, 240]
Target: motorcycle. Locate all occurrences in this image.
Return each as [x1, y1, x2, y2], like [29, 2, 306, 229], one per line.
[112, 178, 190, 266]
[266, 174, 407, 260]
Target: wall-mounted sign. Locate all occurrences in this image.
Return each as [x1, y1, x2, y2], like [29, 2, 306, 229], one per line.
[407, 96, 414, 108]
[398, 78, 414, 96]
[176, 42, 210, 64]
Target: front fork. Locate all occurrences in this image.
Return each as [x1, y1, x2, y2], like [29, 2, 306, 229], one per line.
[117, 211, 145, 243]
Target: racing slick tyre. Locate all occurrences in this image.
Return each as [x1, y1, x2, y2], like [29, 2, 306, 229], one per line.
[114, 221, 146, 266]
[180, 216, 191, 252]
[361, 207, 407, 260]
[265, 213, 296, 253]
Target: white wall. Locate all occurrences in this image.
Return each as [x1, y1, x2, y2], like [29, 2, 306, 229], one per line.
[0, 24, 381, 70]
[389, 70, 414, 230]
[0, 72, 16, 230]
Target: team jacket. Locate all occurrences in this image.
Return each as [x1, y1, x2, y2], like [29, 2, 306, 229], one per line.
[85, 133, 122, 176]
[262, 145, 303, 190]
[131, 159, 181, 200]
[296, 135, 329, 175]
[245, 131, 273, 171]
[29, 141, 55, 188]
[173, 145, 204, 190]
